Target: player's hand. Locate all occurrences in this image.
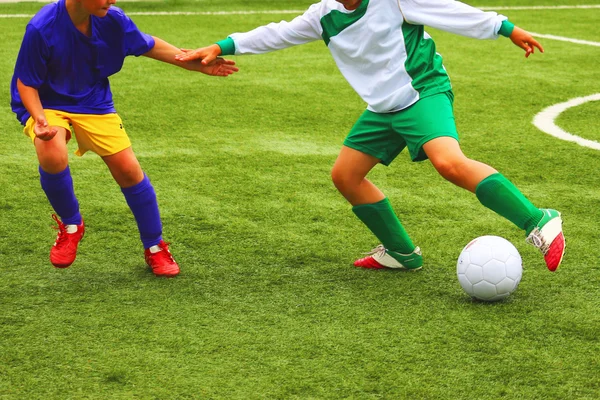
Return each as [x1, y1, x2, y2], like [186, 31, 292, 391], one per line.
[33, 118, 58, 141]
[510, 26, 544, 58]
[175, 44, 222, 65]
[200, 58, 239, 77]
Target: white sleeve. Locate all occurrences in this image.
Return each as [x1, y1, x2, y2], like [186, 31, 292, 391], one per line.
[398, 0, 507, 40]
[231, 3, 324, 55]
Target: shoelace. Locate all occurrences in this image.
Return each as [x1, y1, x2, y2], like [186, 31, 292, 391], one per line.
[364, 244, 386, 256]
[153, 242, 175, 263]
[525, 228, 549, 253]
[51, 214, 68, 246]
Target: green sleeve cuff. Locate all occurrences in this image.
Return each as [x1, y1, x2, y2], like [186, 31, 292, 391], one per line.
[498, 20, 515, 37]
[215, 37, 236, 55]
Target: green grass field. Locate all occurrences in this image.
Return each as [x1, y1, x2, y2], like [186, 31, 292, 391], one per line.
[1, 0, 599, 398]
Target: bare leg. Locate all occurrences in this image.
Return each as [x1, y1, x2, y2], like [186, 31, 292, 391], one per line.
[101, 147, 144, 188]
[422, 136, 496, 193]
[331, 145, 384, 206]
[35, 127, 70, 173]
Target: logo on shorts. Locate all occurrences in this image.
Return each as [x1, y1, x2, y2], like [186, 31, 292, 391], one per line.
[119, 124, 123, 129]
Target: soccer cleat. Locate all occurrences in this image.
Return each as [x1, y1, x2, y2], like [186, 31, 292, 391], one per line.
[50, 214, 85, 268]
[526, 209, 565, 272]
[354, 245, 423, 270]
[144, 240, 180, 277]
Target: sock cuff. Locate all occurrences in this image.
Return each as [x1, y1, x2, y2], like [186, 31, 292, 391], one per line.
[121, 174, 151, 196]
[475, 173, 505, 198]
[352, 198, 389, 214]
[39, 165, 70, 180]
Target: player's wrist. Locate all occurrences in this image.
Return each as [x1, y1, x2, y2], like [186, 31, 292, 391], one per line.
[498, 20, 515, 37]
[33, 113, 47, 123]
[215, 37, 235, 55]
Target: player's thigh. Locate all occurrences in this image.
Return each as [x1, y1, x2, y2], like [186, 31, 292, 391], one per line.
[422, 136, 466, 167]
[343, 110, 406, 166]
[394, 91, 459, 162]
[69, 113, 131, 157]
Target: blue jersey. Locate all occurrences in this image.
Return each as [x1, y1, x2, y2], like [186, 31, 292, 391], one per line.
[10, 0, 155, 125]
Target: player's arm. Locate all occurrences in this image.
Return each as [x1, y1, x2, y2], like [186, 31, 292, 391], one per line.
[399, 0, 543, 56]
[14, 25, 57, 140]
[143, 36, 238, 76]
[175, 3, 323, 63]
[16, 79, 57, 141]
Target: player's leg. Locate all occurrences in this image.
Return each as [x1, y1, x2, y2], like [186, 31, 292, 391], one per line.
[423, 136, 564, 271]
[72, 113, 179, 277]
[335, 111, 422, 270]
[27, 113, 84, 268]
[102, 147, 179, 277]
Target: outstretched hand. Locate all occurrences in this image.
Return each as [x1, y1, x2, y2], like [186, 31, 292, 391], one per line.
[34, 118, 58, 141]
[176, 45, 237, 76]
[176, 44, 222, 65]
[201, 58, 239, 76]
[510, 26, 544, 58]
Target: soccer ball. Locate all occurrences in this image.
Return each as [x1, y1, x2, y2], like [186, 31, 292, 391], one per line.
[457, 235, 523, 302]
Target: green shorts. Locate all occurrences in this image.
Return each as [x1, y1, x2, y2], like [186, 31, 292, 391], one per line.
[343, 91, 459, 165]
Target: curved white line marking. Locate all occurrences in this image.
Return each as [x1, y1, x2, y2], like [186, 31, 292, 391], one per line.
[533, 94, 600, 150]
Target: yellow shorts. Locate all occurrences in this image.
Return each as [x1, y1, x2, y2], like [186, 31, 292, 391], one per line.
[24, 109, 131, 157]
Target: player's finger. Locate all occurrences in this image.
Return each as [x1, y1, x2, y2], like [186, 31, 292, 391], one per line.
[201, 55, 217, 65]
[531, 39, 544, 53]
[36, 132, 50, 140]
[175, 50, 199, 61]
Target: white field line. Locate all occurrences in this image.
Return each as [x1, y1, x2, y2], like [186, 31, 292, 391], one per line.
[481, 5, 600, 10]
[529, 32, 600, 47]
[533, 94, 600, 151]
[2, 4, 600, 17]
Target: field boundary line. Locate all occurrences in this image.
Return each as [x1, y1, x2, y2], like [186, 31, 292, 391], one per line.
[530, 32, 600, 47]
[2, 4, 600, 17]
[533, 94, 600, 151]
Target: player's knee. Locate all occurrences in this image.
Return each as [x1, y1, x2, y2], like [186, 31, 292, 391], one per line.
[432, 157, 465, 182]
[36, 141, 68, 172]
[331, 167, 353, 192]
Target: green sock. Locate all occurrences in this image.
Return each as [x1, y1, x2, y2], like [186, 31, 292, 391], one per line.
[475, 173, 543, 235]
[352, 198, 415, 255]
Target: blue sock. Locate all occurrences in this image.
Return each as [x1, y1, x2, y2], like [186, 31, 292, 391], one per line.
[121, 174, 163, 249]
[39, 166, 81, 225]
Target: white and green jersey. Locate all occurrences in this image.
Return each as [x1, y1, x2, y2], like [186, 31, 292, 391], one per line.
[227, 0, 508, 113]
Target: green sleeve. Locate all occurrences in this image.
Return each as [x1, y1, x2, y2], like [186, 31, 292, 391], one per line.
[498, 20, 515, 37]
[215, 37, 236, 55]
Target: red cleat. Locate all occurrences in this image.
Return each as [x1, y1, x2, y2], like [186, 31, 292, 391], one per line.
[354, 245, 423, 270]
[543, 232, 565, 272]
[50, 214, 85, 268]
[144, 240, 180, 277]
[354, 254, 387, 269]
[526, 209, 565, 272]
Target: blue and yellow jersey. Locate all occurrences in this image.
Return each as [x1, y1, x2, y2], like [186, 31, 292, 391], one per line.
[10, 0, 155, 125]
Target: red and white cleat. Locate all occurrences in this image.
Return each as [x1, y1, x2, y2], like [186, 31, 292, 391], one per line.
[526, 209, 565, 272]
[145, 240, 180, 277]
[50, 214, 85, 268]
[354, 245, 423, 270]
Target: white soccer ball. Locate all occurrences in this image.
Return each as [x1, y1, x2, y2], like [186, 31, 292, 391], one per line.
[457, 235, 523, 302]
